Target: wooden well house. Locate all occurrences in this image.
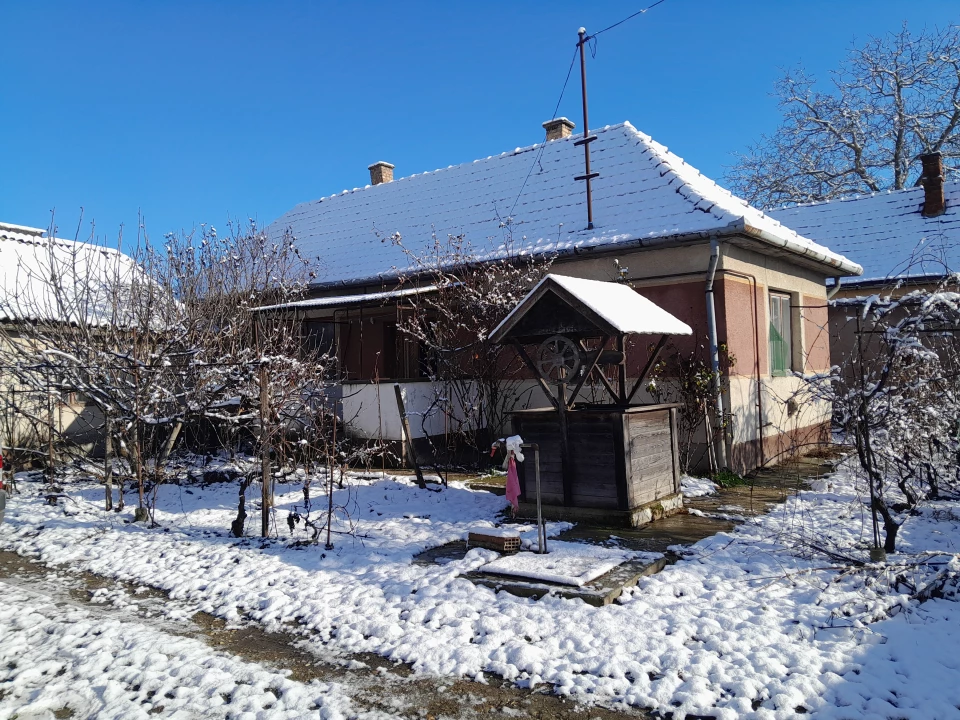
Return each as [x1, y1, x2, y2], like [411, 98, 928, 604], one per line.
[489, 274, 693, 526]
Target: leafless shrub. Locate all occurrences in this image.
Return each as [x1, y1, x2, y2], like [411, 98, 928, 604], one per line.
[387, 228, 552, 467]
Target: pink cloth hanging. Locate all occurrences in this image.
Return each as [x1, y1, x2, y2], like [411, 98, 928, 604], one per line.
[505, 454, 521, 512]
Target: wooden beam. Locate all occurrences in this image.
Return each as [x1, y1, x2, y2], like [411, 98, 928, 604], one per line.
[616, 334, 627, 405]
[556, 382, 574, 506]
[568, 335, 609, 408]
[593, 365, 621, 405]
[512, 340, 560, 411]
[626, 334, 668, 405]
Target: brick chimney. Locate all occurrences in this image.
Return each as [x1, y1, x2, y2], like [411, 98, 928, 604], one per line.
[368, 161, 395, 186]
[542, 117, 576, 141]
[920, 152, 946, 217]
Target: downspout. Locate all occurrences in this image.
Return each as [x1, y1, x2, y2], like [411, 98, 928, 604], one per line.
[826, 277, 843, 300]
[705, 236, 729, 469]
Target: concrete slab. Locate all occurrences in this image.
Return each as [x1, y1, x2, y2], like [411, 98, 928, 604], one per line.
[413, 542, 666, 607]
[466, 556, 667, 607]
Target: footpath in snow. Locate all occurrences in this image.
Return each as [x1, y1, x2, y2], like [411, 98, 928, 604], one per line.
[2, 466, 960, 719]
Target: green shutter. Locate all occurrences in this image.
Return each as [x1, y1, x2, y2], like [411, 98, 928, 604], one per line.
[770, 321, 787, 374]
[769, 294, 791, 375]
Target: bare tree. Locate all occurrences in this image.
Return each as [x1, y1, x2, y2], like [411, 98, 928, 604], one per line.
[728, 24, 960, 207]
[388, 229, 552, 466]
[647, 338, 736, 474]
[796, 274, 960, 553]
[0, 218, 337, 534]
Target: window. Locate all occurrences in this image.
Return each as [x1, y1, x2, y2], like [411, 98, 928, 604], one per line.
[769, 292, 792, 375]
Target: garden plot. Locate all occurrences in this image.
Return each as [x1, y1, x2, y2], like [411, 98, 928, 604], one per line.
[1, 465, 960, 719]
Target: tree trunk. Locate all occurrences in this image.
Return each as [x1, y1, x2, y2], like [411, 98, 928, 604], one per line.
[104, 414, 113, 511]
[231, 477, 251, 537]
[873, 497, 901, 553]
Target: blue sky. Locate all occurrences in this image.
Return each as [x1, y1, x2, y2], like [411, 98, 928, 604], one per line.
[2, 1, 958, 246]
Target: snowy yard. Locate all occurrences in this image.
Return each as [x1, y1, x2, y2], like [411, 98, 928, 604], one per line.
[0, 582, 371, 719]
[1, 465, 960, 719]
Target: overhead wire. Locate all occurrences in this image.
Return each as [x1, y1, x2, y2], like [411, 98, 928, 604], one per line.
[508, 46, 580, 219]
[586, 0, 670, 40]
[506, 0, 670, 220]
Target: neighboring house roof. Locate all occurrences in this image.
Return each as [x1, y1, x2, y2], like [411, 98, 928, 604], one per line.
[0, 222, 141, 326]
[268, 121, 862, 288]
[490, 274, 693, 343]
[768, 181, 960, 287]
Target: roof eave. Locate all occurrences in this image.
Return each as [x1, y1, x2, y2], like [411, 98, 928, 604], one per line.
[737, 221, 863, 277]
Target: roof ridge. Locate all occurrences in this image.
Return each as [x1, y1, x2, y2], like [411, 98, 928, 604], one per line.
[0, 231, 130, 259]
[307, 122, 633, 206]
[768, 179, 960, 212]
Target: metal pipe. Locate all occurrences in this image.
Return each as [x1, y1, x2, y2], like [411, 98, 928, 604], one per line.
[521, 442, 546, 554]
[705, 236, 729, 469]
[577, 28, 595, 230]
[718, 268, 764, 468]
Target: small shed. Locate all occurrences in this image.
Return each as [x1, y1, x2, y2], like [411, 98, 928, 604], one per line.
[489, 274, 693, 526]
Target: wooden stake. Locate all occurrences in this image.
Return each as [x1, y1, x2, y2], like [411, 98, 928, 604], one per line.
[46, 374, 56, 482]
[394, 384, 426, 488]
[260, 363, 271, 538]
[104, 413, 113, 511]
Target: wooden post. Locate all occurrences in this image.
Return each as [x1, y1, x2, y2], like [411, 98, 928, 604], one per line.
[325, 399, 337, 550]
[260, 363, 271, 538]
[669, 406, 681, 495]
[104, 413, 113, 511]
[46, 372, 56, 482]
[394, 383, 426, 488]
[616, 334, 627, 404]
[556, 381, 574, 506]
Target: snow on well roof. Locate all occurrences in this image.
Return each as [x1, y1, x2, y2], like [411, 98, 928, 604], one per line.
[768, 182, 960, 286]
[267, 122, 862, 288]
[0, 222, 142, 326]
[489, 274, 693, 342]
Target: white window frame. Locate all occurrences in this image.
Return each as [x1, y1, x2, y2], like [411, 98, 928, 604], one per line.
[769, 291, 792, 376]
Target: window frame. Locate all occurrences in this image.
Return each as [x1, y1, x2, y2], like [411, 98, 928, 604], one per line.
[769, 291, 793, 376]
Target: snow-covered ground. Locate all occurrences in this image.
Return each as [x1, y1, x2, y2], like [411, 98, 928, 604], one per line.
[0, 582, 383, 720]
[680, 475, 719, 498]
[2, 465, 960, 719]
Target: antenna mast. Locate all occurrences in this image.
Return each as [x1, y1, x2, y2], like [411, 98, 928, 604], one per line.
[574, 27, 600, 230]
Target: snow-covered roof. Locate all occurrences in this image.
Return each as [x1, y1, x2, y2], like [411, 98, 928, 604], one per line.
[254, 284, 439, 312]
[0, 222, 141, 326]
[268, 122, 861, 288]
[489, 274, 693, 343]
[768, 182, 960, 286]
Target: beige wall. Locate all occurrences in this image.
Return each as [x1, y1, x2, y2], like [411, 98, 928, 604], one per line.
[0, 330, 105, 460]
[315, 236, 839, 472]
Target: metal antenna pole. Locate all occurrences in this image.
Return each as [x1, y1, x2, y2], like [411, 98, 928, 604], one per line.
[574, 27, 600, 230]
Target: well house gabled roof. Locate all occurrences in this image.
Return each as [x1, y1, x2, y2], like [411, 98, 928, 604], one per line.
[267, 122, 862, 288]
[489, 274, 693, 344]
[768, 182, 960, 287]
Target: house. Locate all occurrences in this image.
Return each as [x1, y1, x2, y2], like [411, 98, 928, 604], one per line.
[264, 119, 863, 472]
[0, 221, 135, 460]
[767, 152, 960, 367]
